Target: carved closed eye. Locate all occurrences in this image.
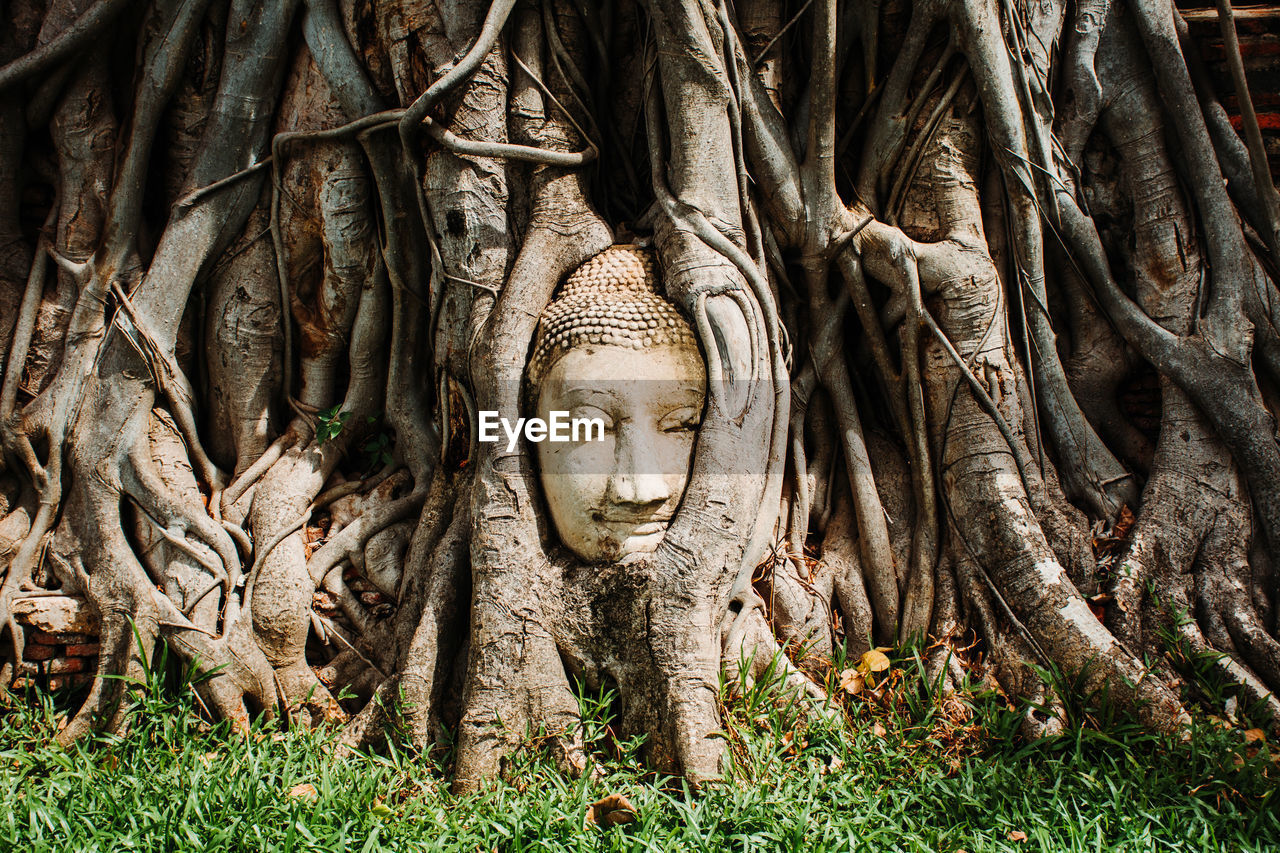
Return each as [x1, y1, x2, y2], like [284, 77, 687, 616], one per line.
[570, 405, 614, 433]
[658, 407, 702, 433]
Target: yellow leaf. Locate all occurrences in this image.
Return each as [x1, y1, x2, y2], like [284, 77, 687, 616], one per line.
[860, 649, 891, 673]
[370, 800, 393, 818]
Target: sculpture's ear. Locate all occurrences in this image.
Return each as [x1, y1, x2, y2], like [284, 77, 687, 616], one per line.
[659, 284, 776, 549]
[650, 221, 762, 421]
[699, 292, 758, 421]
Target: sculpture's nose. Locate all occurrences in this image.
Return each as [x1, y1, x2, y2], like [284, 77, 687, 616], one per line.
[607, 470, 671, 509]
[606, 425, 672, 510]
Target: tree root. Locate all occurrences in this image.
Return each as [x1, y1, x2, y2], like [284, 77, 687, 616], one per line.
[6, 0, 1280, 788]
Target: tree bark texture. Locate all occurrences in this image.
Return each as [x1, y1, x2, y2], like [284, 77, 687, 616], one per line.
[1, 0, 1278, 787]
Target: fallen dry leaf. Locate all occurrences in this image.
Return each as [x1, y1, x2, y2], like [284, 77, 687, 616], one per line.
[586, 793, 637, 828]
[1114, 505, 1136, 538]
[837, 668, 865, 696]
[288, 783, 318, 801]
[1008, 830, 1028, 843]
[1087, 593, 1112, 621]
[1244, 728, 1266, 744]
[872, 721, 887, 738]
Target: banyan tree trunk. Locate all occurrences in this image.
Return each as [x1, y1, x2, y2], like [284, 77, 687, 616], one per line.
[0, 0, 1278, 788]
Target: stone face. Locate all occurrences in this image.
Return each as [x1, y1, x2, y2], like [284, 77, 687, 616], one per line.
[534, 342, 706, 563]
[528, 245, 707, 564]
[12, 595, 101, 637]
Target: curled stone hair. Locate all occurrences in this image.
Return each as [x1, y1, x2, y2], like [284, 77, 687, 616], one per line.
[526, 245, 698, 387]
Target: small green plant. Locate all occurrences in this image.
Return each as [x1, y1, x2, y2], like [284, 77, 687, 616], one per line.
[316, 404, 350, 444]
[1026, 656, 1127, 733]
[361, 431, 394, 469]
[1161, 624, 1233, 704]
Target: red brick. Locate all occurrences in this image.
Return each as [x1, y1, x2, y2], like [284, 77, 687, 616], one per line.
[48, 657, 86, 675]
[65, 643, 100, 658]
[28, 630, 92, 646]
[23, 643, 57, 661]
[47, 676, 90, 692]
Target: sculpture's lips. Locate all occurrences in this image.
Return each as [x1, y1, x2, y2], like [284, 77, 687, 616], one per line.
[622, 521, 667, 536]
[595, 514, 673, 536]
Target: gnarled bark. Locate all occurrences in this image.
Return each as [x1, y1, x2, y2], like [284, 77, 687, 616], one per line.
[1, 0, 1278, 790]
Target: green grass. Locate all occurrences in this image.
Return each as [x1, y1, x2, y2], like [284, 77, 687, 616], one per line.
[1, 652, 1276, 852]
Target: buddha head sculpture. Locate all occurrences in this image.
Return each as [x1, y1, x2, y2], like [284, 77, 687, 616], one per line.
[528, 246, 706, 563]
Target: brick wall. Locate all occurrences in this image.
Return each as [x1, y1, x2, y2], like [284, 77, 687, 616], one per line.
[11, 596, 99, 693]
[1179, 2, 1280, 175]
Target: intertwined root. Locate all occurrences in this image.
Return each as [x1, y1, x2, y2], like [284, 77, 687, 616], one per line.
[1, 0, 1278, 783]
